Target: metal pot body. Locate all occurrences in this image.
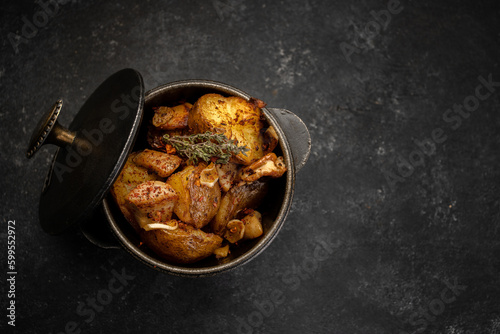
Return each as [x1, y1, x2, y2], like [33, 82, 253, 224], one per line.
[102, 80, 309, 277]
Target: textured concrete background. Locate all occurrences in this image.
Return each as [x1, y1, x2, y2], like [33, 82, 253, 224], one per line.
[1, 0, 500, 333]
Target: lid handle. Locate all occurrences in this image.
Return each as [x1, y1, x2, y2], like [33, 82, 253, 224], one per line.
[26, 100, 76, 158]
[267, 108, 311, 173]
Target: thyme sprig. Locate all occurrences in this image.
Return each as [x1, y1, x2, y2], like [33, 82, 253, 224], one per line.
[162, 131, 249, 165]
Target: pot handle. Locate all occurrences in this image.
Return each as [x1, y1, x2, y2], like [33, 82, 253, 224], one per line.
[79, 205, 121, 249]
[267, 108, 311, 173]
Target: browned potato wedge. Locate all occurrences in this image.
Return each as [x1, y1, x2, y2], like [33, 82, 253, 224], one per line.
[188, 94, 267, 165]
[133, 149, 182, 178]
[240, 153, 287, 182]
[166, 163, 221, 229]
[189, 163, 221, 228]
[126, 181, 178, 229]
[211, 180, 268, 235]
[166, 165, 193, 224]
[110, 153, 163, 230]
[138, 221, 223, 264]
[152, 103, 192, 130]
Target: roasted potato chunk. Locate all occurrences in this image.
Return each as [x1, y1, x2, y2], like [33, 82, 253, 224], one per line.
[133, 149, 182, 178]
[152, 103, 192, 130]
[126, 181, 178, 229]
[166, 163, 221, 229]
[139, 221, 223, 264]
[166, 165, 193, 224]
[211, 180, 268, 235]
[188, 94, 268, 165]
[110, 153, 163, 229]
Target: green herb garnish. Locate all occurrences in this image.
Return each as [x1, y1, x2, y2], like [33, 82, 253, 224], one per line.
[162, 131, 249, 165]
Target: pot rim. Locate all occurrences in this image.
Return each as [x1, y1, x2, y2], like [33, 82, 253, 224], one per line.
[104, 79, 295, 277]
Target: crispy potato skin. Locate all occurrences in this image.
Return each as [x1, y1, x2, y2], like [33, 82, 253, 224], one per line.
[188, 94, 267, 165]
[152, 103, 192, 130]
[126, 180, 178, 227]
[138, 222, 223, 264]
[133, 149, 182, 178]
[166, 165, 194, 224]
[166, 163, 221, 229]
[110, 153, 163, 231]
[189, 163, 221, 228]
[211, 180, 269, 235]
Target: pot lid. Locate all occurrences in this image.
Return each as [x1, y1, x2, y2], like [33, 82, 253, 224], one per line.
[27, 68, 145, 235]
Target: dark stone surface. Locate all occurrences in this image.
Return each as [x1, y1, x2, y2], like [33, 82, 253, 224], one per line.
[1, 0, 499, 333]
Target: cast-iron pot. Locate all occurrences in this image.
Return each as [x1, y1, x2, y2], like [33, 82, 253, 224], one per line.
[27, 69, 311, 277]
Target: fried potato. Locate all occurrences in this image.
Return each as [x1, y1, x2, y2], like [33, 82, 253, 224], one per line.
[188, 94, 268, 165]
[152, 103, 192, 130]
[166, 163, 221, 229]
[110, 153, 163, 230]
[126, 180, 178, 228]
[138, 221, 223, 264]
[133, 149, 182, 178]
[211, 180, 268, 235]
